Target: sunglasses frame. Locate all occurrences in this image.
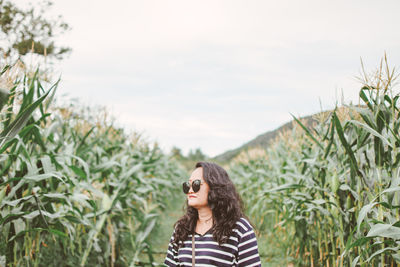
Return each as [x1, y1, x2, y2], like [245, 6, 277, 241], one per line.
[182, 179, 204, 194]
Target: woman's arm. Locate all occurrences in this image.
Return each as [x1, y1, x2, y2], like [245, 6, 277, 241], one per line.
[164, 233, 179, 267]
[236, 220, 262, 267]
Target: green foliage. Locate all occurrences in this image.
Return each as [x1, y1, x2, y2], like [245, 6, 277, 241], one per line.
[170, 146, 208, 172]
[0, 0, 70, 61]
[0, 65, 185, 266]
[229, 57, 400, 266]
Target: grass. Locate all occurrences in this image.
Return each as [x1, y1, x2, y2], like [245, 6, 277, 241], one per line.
[257, 231, 291, 266]
[139, 190, 185, 265]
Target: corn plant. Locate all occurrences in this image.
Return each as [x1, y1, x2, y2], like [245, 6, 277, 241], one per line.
[229, 56, 400, 266]
[0, 64, 185, 266]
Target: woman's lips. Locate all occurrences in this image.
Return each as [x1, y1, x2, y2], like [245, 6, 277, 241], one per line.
[188, 195, 197, 198]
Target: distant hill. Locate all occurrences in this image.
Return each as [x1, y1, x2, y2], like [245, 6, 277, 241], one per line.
[212, 113, 319, 164]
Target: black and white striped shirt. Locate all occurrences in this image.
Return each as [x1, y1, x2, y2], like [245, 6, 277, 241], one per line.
[164, 217, 262, 267]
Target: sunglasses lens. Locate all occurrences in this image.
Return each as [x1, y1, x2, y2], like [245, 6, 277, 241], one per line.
[192, 180, 201, 192]
[182, 182, 190, 194]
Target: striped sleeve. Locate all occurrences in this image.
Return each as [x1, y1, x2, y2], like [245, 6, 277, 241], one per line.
[164, 231, 179, 267]
[237, 218, 262, 267]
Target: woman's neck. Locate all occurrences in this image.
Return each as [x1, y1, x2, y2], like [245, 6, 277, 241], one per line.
[197, 206, 213, 224]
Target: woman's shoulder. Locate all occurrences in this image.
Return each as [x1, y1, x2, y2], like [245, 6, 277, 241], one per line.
[234, 217, 255, 234]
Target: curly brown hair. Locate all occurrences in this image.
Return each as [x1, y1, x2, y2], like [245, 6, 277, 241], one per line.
[172, 161, 247, 248]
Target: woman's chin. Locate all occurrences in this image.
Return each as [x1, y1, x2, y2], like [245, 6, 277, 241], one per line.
[188, 199, 201, 208]
[188, 199, 196, 206]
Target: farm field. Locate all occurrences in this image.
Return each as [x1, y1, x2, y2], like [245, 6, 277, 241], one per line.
[228, 59, 400, 266]
[0, 65, 187, 266]
[1, 58, 400, 266]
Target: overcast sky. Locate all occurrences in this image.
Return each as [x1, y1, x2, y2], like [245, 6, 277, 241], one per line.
[29, 0, 400, 157]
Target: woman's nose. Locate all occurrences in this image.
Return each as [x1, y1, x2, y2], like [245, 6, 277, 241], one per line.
[188, 186, 194, 193]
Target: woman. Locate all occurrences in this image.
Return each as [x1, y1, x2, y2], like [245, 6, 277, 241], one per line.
[164, 161, 262, 267]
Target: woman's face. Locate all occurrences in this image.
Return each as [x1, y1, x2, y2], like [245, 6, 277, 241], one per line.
[186, 167, 210, 209]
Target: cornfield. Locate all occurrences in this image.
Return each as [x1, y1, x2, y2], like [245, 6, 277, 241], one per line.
[0, 64, 186, 266]
[2, 56, 400, 267]
[230, 57, 400, 266]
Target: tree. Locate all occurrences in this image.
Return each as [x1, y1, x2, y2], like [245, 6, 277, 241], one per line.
[0, 0, 70, 62]
[170, 146, 183, 159]
[187, 148, 207, 161]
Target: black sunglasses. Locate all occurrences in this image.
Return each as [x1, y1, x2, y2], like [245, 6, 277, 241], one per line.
[182, 179, 204, 194]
